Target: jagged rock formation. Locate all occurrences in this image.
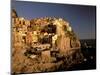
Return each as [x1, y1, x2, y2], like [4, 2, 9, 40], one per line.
[12, 10, 84, 74]
[12, 9, 18, 18]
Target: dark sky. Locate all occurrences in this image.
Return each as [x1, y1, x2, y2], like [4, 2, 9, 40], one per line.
[12, 1, 96, 39]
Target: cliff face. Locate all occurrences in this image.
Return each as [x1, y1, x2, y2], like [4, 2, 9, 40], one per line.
[12, 10, 83, 74]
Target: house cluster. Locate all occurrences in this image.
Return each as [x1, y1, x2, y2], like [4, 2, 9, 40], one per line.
[12, 9, 81, 60]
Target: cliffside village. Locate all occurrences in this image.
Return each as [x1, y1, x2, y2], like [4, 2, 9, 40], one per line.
[12, 9, 83, 73]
